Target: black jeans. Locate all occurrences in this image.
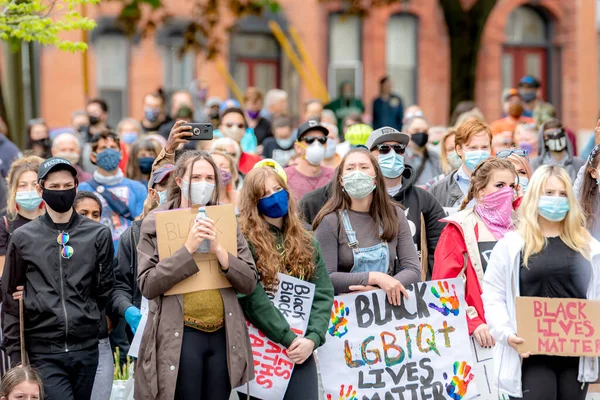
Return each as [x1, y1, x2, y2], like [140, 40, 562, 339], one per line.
[29, 346, 99, 400]
[510, 355, 588, 400]
[175, 327, 231, 400]
[238, 354, 319, 400]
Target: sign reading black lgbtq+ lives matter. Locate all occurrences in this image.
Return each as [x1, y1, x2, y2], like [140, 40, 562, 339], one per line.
[319, 279, 477, 400]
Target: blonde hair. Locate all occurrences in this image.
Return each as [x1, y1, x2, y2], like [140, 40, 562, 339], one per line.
[506, 154, 533, 179]
[440, 128, 457, 174]
[518, 165, 591, 267]
[6, 156, 44, 220]
[0, 365, 43, 398]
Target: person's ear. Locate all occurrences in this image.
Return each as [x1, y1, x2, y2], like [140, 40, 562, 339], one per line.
[149, 189, 159, 203]
[294, 141, 303, 155]
[90, 152, 97, 165]
[590, 168, 598, 180]
[175, 177, 183, 188]
[456, 144, 465, 159]
[36, 183, 43, 197]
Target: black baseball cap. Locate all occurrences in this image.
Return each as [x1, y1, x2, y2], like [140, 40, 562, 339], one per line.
[38, 157, 78, 182]
[297, 119, 329, 140]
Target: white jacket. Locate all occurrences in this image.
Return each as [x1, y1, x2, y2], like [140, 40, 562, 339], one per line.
[482, 230, 600, 398]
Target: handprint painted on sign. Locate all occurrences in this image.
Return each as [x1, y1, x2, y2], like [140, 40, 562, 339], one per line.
[428, 281, 460, 316]
[443, 361, 475, 400]
[328, 300, 350, 338]
[326, 384, 357, 400]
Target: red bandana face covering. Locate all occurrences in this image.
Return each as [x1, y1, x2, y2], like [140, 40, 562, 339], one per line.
[475, 186, 515, 240]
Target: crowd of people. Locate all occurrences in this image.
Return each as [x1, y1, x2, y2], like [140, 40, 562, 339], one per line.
[0, 73, 598, 400]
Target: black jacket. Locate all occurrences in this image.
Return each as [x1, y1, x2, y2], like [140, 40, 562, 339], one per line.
[112, 220, 142, 341]
[1, 211, 114, 362]
[299, 166, 446, 278]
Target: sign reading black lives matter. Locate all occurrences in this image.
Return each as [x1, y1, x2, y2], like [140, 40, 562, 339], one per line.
[319, 279, 478, 400]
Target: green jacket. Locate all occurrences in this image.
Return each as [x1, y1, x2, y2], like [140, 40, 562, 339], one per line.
[239, 228, 334, 349]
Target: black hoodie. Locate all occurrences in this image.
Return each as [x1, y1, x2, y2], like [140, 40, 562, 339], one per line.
[299, 165, 446, 279]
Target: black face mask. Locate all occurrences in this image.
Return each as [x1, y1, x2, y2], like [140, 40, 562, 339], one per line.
[88, 115, 100, 126]
[411, 132, 429, 148]
[31, 138, 50, 149]
[42, 187, 77, 213]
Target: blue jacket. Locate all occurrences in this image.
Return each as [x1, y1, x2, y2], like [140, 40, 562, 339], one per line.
[372, 94, 404, 131]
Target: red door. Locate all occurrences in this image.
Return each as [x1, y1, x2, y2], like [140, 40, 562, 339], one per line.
[235, 59, 280, 94]
[503, 46, 548, 99]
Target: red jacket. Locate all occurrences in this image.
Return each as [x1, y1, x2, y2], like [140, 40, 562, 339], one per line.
[432, 221, 485, 335]
[238, 152, 262, 175]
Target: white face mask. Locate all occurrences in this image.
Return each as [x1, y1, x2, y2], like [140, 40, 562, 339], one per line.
[55, 151, 80, 165]
[324, 138, 338, 159]
[180, 180, 215, 206]
[304, 141, 326, 166]
[221, 126, 245, 143]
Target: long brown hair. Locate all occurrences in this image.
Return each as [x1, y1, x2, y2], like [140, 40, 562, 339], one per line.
[580, 144, 600, 229]
[6, 155, 44, 220]
[313, 148, 399, 241]
[125, 139, 161, 182]
[167, 150, 220, 206]
[459, 157, 518, 211]
[238, 167, 314, 291]
[0, 365, 44, 399]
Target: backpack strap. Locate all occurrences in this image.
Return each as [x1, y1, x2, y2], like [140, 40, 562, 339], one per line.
[87, 179, 134, 221]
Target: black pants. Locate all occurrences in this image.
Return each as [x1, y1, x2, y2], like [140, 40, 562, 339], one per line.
[510, 355, 588, 400]
[29, 346, 99, 400]
[175, 327, 231, 400]
[238, 354, 319, 400]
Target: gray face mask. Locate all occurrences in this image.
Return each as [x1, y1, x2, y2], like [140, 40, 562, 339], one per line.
[181, 180, 215, 206]
[342, 170, 376, 199]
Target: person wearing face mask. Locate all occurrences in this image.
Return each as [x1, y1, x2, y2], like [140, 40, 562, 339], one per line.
[1, 157, 114, 400]
[26, 119, 51, 159]
[573, 143, 600, 239]
[78, 131, 147, 250]
[313, 148, 421, 303]
[403, 116, 442, 186]
[321, 122, 342, 168]
[134, 151, 257, 400]
[325, 82, 365, 135]
[262, 116, 297, 167]
[284, 120, 334, 200]
[433, 158, 518, 351]
[51, 133, 92, 182]
[243, 87, 272, 145]
[86, 98, 111, 136]
[236, 164, 334, 400]
[496, 148, 533, 210]
[518, 75, 556, 126]
[531, 119, 583, 181]
[483, 165, 600, 400]
[215, 107, 259, 156]
[209, 151, 240, 207]
[430, 119, 493, 209]
[490, 90, 534, 135]
[125, 139, 160, 185]
[141, 91, 168, 133]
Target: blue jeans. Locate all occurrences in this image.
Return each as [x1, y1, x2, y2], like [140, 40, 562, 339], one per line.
[91, 338, 114, 400]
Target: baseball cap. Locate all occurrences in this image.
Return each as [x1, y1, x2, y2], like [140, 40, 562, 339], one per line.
[150, 164, 174, 187]
[253, 159, 287, 183]
[38, 157, 78, 182]
[518, 76, 540, 88]
[345, 124, 373, 147]
[206, 97, 222, 108]
[366, 127, 410, 151]
[297, 120, 329, 140]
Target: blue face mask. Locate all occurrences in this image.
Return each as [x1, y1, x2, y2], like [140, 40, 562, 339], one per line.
[157, 190, 168, 205]
[538, 196, 570, 222]
[258, 189, 289, 219]
[275, 137, 295, 150]
[518, 176, 529, 193]
[15, 190, 43, 211]
[378, 152, 405, 179]
[121, 132, 139, 144]
[138, 157, 155, 174]
[144, 108, 160, 123]
[464, 150, 491, 171]
[95, 148, 122, 171]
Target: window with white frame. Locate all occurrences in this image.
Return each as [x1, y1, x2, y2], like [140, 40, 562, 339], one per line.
[386, 14, 417, 106]
[95, 34, 128, 127]
[328, 14, 362, 98]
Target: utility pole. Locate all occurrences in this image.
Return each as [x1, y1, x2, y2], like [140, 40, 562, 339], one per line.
[1, 42, 25, 148]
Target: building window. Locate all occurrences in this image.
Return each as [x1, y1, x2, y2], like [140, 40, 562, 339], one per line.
[231, 33, 280, 95]
[386, 14, 417, 106]
[162, 46, 195, 98]
[328, 14, 362, 98]
[95, 34, 128, 127]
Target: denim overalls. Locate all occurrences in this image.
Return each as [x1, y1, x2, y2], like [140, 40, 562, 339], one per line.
[340, 210, 390, 273]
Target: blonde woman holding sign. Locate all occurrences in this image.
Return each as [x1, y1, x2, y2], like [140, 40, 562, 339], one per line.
[237, 162, 334, 399]
[135, 150, 258, 400]
[483, 165, 600, 400]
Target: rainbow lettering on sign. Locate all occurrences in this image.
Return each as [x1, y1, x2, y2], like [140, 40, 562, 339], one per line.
[443, 361, 474, 400]
[326, 384, 357, 400]
[428, 281, 460, 316]
[329, 300, 350, 338]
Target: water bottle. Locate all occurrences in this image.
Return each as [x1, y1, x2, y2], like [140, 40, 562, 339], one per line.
[195, 207, 210, 253]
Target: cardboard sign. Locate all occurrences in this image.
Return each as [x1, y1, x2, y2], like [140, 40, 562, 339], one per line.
[237, 274, 315, 399]
[155, 205, 236, 295]
[319, 279, 479, 400]
[516, 296, 600, 356]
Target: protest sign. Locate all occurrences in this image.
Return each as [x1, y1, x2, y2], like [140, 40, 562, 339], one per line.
[319, 279, 478, 400]
[155, 205, 236, 295]
[470, 337, 498, 400]
[516, 296, 600, 356]
[237, 273, 315, 400]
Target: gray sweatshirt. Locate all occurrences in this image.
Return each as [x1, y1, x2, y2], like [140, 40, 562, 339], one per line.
[314, 207, 421, 294]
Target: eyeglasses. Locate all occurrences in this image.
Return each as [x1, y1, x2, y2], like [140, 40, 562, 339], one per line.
[300, 136, 328, 145]
[496, 149, 528, 159]
[57, 232, 74, 259]
[377, 144, 406, 155]
[543, 129, 564, 139]
[225, 123, 245, 129]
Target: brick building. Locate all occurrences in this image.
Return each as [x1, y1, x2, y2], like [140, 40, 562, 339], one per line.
[20, 0, 599, 133]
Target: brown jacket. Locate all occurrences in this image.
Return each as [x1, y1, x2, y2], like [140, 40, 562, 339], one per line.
[134, 200, 258, 400]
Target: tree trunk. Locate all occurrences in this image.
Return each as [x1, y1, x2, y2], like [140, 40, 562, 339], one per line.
[1, 42, 25, 148]
[440, 0, 497, 116]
